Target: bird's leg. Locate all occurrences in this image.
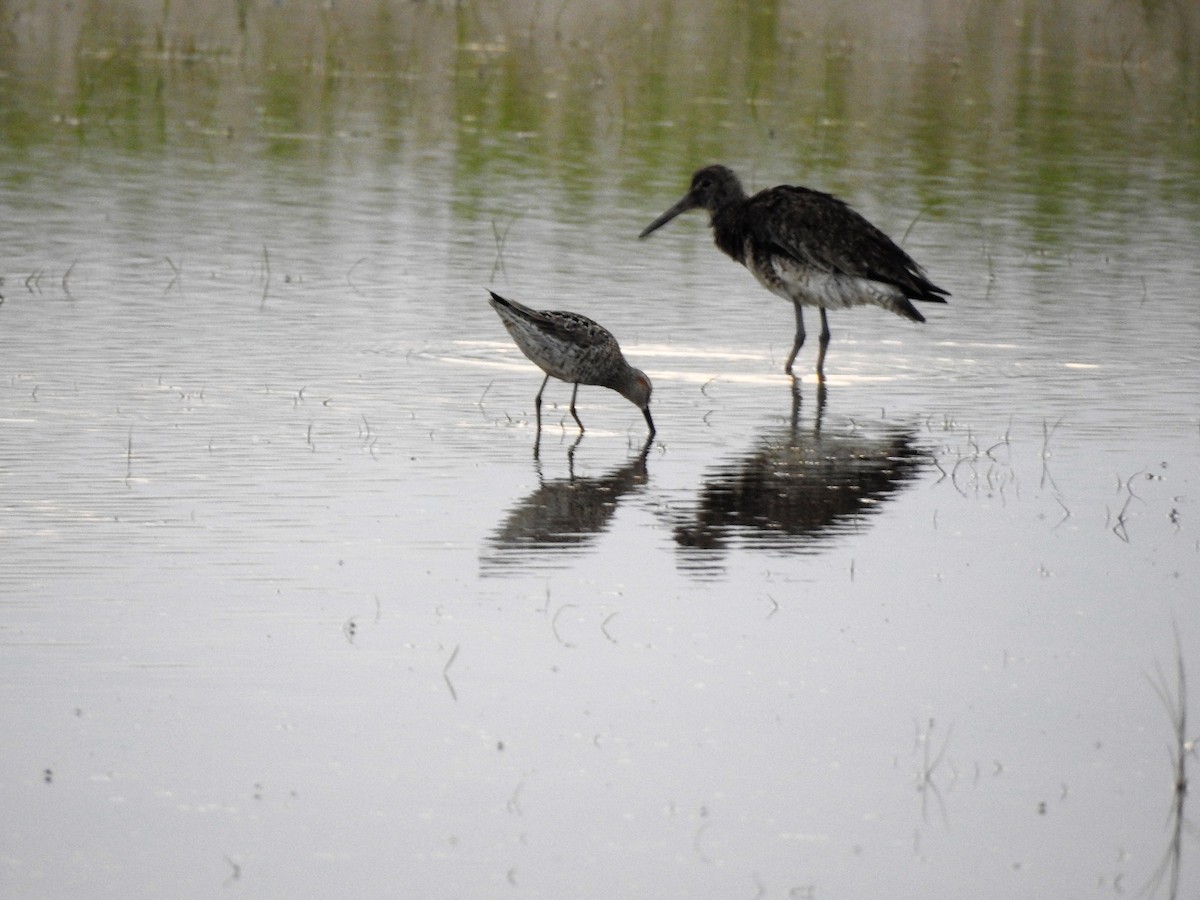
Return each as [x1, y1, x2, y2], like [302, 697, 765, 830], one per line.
[568, 383, 585, 433]
[814, 307, 831, 381]
[785, 301, 806, 375]
[534, 373, 550, 435]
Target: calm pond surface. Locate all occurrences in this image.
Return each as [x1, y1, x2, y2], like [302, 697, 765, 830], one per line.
[2, 1, 1198, 897]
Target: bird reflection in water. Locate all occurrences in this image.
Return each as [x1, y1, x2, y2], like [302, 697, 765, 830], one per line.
[481, 436, 653, 574]
[675, 380, 926, 570]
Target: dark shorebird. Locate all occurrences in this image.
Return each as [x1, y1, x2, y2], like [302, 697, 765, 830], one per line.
[488, 290, 655, 436]
[639, 165, 949, 379]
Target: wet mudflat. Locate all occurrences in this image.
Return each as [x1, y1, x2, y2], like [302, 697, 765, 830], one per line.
[1, 2, 1198, 898]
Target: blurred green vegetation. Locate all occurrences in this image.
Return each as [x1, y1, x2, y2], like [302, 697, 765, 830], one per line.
[1, 0, 1197, 224]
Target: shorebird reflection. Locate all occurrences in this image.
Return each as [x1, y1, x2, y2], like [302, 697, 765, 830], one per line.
[481, 438, 652, 574]
[675, 380, 925, 566]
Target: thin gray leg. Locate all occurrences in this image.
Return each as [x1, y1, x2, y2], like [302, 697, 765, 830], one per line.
[533, 373, 550, 433]
[785, 301, 806, 374]
[815, 307, 831, 380]
[568, 383, 585, 432]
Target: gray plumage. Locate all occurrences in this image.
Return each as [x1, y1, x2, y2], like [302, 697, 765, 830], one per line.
[639, 165, 948, 378]
[488, 291, 654, 436]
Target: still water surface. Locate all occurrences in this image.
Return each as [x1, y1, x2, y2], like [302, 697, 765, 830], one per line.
[2, 2, 1198, 898]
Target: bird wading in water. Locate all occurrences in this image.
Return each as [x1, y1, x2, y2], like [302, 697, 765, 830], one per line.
[488, 291, 655, 437]
[639, 165, 949, 379]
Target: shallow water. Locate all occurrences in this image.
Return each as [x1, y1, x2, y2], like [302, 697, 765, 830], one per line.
[2, 2, 1199, 898]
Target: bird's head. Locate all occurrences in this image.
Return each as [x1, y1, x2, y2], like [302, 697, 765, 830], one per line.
[639, 165, 745, 239]
[624, 369, 652, 410]
[622, 369, 655, 436]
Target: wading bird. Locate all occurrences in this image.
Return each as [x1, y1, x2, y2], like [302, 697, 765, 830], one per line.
[639, 165, 948, 379]
[488, 290, 655, 436]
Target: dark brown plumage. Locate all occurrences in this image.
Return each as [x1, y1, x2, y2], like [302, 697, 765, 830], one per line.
[640, 165, 948, 378]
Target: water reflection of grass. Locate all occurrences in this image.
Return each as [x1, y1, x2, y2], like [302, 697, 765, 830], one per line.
[1145, 627, 1195, 900]
[2, 2, 1195, 213]
[4, 4, 1195, 154]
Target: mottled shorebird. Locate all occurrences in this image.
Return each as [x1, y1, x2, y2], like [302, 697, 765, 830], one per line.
[488, 290, 655, 436]
[639, 165, 949, 379]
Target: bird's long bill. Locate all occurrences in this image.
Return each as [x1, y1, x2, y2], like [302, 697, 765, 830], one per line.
[638, 193, 698, 239]
[642, 407, 656, 436]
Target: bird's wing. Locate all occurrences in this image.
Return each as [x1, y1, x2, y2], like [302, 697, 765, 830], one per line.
[533, 309, 621, 352]
[749, 187, 947, 300]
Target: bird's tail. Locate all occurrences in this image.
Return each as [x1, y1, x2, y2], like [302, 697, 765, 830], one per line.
[894, 297, 926, 323]
[912, 275, 950, 305]
[897, 273, 949, 319]
[488, 290, 538, 323]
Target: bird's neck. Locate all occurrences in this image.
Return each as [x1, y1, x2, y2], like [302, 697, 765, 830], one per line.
[710, 203, 748, 264]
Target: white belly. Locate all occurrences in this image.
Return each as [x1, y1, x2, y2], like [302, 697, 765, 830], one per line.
[750, 251, 904, 311]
